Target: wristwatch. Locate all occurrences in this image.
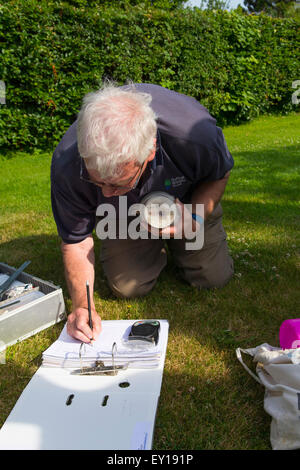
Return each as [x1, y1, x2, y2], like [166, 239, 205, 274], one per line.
[191, 213, 204, 225]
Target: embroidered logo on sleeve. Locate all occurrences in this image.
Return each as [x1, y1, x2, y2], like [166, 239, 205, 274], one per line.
[164, 176, 186, 189]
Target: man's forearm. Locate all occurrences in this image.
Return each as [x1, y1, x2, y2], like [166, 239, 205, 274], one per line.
[61, 235, 96, 311]
[191, 171, 230, 220]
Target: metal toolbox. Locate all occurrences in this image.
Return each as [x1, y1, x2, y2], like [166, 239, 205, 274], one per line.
[0, 262, 66, 352]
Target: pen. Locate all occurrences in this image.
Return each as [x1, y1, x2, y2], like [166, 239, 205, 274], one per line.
[86, 280, 93, 337]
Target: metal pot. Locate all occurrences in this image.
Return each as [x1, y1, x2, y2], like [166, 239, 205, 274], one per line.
[140, 191, 180, 229]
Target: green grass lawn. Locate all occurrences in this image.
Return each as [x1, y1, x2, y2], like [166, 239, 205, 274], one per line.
[0, 112, 299, 449]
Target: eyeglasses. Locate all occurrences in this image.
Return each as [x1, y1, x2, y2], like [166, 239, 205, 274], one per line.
[80, 157, 146, 191]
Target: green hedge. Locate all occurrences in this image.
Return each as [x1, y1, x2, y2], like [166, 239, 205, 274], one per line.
[0, 0, 299, 151]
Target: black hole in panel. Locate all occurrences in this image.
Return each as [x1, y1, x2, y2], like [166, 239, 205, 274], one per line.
[119, 381, 130, 388]
[66, 394, 74, 406]
[102, 395, 109, 406]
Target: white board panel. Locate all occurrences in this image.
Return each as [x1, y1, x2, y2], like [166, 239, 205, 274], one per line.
[0, 320, 169, 450]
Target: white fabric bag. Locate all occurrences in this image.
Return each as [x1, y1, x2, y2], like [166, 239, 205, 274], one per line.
[236, 343, 300, 450]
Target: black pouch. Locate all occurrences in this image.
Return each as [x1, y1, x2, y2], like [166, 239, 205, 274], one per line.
[128, 320, 160, 345]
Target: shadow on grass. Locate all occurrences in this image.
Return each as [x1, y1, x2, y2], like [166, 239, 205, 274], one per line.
[228, 145, 300, 199]
[223, 198, 299, 229]
[153, 369, 270, 450]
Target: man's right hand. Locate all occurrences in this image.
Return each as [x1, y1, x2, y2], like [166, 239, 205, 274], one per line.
[66, 307, 102, 343]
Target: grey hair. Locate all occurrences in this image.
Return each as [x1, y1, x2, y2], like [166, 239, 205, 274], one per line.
[77, 82, 157, 179]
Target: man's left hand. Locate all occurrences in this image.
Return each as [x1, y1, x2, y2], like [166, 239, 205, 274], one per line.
[160, 198, 201, 239]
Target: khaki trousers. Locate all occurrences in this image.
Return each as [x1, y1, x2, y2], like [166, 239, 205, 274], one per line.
[100, 203, 234, 298]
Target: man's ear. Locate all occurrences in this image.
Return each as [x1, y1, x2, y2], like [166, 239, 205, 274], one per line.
[147, 139, 157, 162]
[148, 151, 155, 162]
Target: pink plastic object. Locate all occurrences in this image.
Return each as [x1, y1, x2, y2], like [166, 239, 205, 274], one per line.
[279, 319, 300, 349]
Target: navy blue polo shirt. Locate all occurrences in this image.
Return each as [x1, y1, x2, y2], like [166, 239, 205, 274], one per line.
[51, 84, 234, 244]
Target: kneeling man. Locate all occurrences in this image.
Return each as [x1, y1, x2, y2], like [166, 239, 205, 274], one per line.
[51, 83, 234, 343]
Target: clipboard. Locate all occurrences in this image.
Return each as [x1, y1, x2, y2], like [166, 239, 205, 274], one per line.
[0, 319, 169, 450]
